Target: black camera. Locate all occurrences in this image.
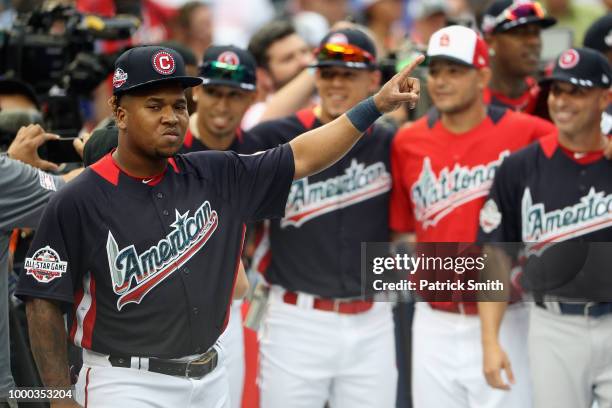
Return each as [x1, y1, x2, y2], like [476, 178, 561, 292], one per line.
[0, 4, 138, 134]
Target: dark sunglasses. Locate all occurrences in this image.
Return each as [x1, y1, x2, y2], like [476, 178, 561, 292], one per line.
[496, 1, 545, 25]
[200, 61, 255, 84]
[315, 43, 375, 66]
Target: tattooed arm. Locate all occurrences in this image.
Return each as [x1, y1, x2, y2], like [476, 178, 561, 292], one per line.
[26, 298, 81, 407]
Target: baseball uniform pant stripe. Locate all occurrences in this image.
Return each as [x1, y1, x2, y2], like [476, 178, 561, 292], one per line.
[84, 367, 91, 408]
[412, 302, 531, 408]
[529, 304, 612, 408]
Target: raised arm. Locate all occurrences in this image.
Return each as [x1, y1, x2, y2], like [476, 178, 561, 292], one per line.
[258, 68, 316, 123]
[289, 55, 424, 180]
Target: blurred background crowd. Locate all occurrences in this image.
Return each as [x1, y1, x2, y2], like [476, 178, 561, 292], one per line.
[0, 0, 609, 136]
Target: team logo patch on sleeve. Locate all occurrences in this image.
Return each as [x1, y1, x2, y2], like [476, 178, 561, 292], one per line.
[480, 199, 502, 233]
[38, 170, 57, 191]
[24, 246, 68, 283]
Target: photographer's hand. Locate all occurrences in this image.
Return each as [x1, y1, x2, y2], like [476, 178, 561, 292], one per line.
[7, 124, 60, 171]
[72, 132, 91, 159]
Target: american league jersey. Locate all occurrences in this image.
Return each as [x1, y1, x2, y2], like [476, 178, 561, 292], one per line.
[478, 133, 612, 300]
[16, 147, 294, 358]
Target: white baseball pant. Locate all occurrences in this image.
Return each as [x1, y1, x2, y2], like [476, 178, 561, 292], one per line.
[218, 300, 245, 408]
[529, 304, 612, 408]
[412, 302, 531, 408]
[258, 286, 397, 408]
[75, 347, 229, 408]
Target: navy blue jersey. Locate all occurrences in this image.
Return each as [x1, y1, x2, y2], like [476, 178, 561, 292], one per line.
[478, 133, 612, 299]
[16, 146, 294, 358]
[249, 109, 394, 298]
[179, 126, 261, 154]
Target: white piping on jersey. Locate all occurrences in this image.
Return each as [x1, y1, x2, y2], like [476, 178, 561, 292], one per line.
[522, 187, 612, 255]
[106, 201, 218, 310]
[281, 159, 391, 228]
[411, 151, 510, 229]
[73, 272, 93, 347]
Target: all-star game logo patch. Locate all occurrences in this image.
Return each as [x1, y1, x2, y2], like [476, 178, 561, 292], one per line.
[480, 199, 502, 233]
[24, 246, 68, 283]
[112, 68, 128, 88]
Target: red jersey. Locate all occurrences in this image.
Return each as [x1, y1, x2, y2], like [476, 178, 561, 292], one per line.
[484, 77, 540, 115]
[390, 106, 555, 311]
[390, 106, 554, 242]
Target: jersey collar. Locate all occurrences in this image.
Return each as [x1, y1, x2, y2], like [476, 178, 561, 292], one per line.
[91, 150, 179, 186]
[426, 105, 507, 129]
[539, 132, 607, 165]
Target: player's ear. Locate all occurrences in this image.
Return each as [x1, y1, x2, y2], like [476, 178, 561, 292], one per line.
[192, 85, 202, 102]
[246, 90, 257, 105]
[484, 33, 496, 53]
[114, 99, 128, 131]
[601, 88, 611, 111]
[477, 67, 492, 92]
[256, 68, 273, 94]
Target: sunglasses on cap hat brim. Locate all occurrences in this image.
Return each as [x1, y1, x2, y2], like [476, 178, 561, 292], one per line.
[200, 61, 256, 91]
[311, 43, 377, 70]
[490, 1, 556, 33]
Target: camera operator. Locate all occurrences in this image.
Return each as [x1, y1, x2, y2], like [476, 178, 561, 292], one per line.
[1, 124, 81, 408]
[0, 77, 82, 407]
[0, 78, 86, 169]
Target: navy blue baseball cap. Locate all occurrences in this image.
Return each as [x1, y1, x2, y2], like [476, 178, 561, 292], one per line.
[583, 14, 612, 54]
[481, 0, 556, 34]
[112, 45, 202, 95]
[541, 47, 612, 89]
[312, 28, 377, 70]
[199, 45, 257, 91]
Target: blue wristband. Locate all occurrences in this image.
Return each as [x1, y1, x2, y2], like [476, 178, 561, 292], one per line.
[346, 96, 382, 133]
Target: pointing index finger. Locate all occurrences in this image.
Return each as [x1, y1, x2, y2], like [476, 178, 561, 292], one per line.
[396, 54, 425, 82]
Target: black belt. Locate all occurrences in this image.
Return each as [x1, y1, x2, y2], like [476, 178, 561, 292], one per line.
[108, 348, 218, 378]
[536, 301, 612, 318]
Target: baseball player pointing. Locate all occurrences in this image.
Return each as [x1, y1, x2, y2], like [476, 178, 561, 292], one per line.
[16, 45, 422, 408]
